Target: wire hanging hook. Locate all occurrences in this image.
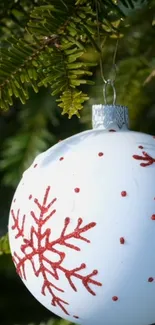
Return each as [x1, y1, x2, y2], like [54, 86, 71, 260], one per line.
[100, 39, 118, 105]
[103, 79, 116, 105]
[100, 39, 118, 85]
[95, 0, 119, 105]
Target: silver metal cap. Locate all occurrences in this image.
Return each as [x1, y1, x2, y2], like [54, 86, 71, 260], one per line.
[92, 104, 129, 130]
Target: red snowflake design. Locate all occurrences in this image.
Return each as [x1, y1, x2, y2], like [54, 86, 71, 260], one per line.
[133, 151, 155, 167]
[11, 186, 102, 316]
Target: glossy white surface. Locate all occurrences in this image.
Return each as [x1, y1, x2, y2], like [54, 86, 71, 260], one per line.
[9, 128, 155, 325]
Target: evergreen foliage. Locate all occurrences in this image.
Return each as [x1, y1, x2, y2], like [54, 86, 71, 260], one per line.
[1, 1, 155, 324]
[1, 0, 147, 118]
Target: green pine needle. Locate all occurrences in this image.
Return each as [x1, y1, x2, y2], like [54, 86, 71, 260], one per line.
[57, 90, 89, 118]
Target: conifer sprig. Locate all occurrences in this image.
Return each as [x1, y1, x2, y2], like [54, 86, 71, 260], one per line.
[0, 0, 124, 117]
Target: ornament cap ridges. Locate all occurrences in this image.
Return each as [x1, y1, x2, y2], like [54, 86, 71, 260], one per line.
[92, 104, 129, 130]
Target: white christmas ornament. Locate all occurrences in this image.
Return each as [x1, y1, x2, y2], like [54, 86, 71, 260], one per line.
[8, 104, 155, 325]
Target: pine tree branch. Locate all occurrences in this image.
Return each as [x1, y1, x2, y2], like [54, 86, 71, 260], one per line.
[0, 0, 125, 117]
[0, 0, 38, 40]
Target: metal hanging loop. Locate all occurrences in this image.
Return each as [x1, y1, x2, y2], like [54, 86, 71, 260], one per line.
[104, 63, 117, 84]
[95, 0, 119, 106]
[103, 79, 116, 105]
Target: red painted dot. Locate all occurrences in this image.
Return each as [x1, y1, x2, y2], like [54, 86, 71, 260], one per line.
[81, 263, 86, 268]
[153, 136, 155, 139]
[109, 129, 116, 132]
[13, 199, 16, 203]
[74, 187, 80, 193]
[98, 152, 104, 157]
[73, 316, 79, 319]
[112, 296, 118, 301]
[138, 145, 144, 149]
[34, 164, 38, 168]
[121, 191, 127, 197]
[29, 195, 32, 200]
[148, 277, 154, 282]
[93, 269, 98, 275]
[120, 237, 125, 244]
[59, 157, 64, 161]
[151, 214, 155, 220]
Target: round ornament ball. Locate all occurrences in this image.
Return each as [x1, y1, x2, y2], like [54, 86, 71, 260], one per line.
[8, 104, 155, 325]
